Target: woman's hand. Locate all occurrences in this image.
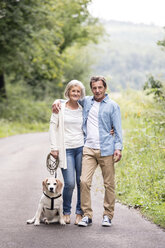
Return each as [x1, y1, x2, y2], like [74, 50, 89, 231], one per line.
[50, 150, 59, 159]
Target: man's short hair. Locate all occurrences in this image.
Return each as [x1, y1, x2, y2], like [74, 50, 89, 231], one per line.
[90, 76, 107, 88]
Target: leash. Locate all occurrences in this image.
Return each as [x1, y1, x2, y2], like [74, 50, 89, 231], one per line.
[46, 153, 59, 178]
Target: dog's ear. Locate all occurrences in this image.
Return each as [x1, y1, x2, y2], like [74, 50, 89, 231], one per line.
[56, 179, 63, 193]
[42, 179, 48, 191]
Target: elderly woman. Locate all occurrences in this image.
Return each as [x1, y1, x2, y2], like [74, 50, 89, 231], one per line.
[49, 80, 85, 225]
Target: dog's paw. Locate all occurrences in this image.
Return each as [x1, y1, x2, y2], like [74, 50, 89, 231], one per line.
[34, 220, 40, 226]
[26, 219, 34, 224]
[60, 219, 66, 225]
[43, 218, 49, 225]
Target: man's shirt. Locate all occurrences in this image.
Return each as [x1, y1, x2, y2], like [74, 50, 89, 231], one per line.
[81, 94, 123, 156]
[85, 100, 100, 149]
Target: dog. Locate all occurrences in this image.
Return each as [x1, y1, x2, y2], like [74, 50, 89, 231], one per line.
[27, 177, 65, 226]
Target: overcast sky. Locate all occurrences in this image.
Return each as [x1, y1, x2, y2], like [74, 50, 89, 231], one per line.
[88, 0, 165, 26]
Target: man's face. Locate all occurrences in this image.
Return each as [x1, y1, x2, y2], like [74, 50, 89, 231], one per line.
[91, 80, 107, 102]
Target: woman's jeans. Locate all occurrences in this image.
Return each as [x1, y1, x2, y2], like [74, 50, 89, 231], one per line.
[61, 146, 83, 215]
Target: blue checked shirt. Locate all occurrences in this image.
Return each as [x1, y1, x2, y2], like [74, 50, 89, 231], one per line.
[80, 94, 123, 156]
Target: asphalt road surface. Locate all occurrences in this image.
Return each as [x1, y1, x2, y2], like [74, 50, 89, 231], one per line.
[0, 133, 164, 248]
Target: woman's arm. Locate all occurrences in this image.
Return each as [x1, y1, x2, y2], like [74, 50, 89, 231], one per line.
[49, 113, 60, 155]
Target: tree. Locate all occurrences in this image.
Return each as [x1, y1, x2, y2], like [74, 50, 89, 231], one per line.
[0, 0, 103, 100]
[0, 0, 63, 99]
[157, 27, 165, 48]
[143, 29, 165, 101]
[143, 75, 165, 100]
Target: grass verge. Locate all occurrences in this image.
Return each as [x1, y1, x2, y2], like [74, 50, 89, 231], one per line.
[0, 119, 49, 138]
[113, 90, 165, 228]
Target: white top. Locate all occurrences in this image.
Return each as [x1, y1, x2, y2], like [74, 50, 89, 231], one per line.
[64, 107, 84, 148]
[85, 100, 100, 149]
[49, 102, 83, 169]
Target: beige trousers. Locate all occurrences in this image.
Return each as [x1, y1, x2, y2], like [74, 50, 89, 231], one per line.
[80, 147, 115, 220]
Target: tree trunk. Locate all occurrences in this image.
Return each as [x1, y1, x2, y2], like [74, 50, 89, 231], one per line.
[0, 73, 7, 99]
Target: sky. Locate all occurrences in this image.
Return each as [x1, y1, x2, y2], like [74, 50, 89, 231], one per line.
[88, 0, 165, 27]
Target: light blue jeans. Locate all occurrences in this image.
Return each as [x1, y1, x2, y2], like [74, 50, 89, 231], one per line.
[61, 146, 83, 215]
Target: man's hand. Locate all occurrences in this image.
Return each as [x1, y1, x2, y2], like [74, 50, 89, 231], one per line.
[114, 149, 122, 163]
[52, 100, 61, 113]
[50, 150, 59, 159]
[110, 128, 114, 135]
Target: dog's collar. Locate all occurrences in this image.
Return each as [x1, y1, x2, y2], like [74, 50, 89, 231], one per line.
[43, 192, 62, 200]
[43, 192, 62, 210]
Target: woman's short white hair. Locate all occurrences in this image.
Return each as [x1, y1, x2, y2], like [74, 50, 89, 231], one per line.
[64, 79, 86, 100]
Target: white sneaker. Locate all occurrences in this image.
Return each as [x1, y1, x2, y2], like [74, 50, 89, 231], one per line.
[102, 215, 112, 227]
[78, 216, 92, 227]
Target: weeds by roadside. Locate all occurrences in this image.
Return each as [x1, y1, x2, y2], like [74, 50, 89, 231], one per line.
[113, 90, 165, 228]
[0, 119, 49, 138]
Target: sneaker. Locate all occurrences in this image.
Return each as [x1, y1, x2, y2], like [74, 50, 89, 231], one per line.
[78, 216, 92, 227]
[102, 215, 112, 227]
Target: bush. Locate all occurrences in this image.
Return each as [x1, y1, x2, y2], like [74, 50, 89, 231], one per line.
[0, 83, 51, 123]
[143, 75, 165, 101]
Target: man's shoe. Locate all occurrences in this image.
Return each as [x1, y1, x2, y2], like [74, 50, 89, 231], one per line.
[102, 215, 112, 227]
[78, 216, 92, 227]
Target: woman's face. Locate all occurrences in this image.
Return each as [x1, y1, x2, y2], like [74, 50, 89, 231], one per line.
[68, 85, 81, 101]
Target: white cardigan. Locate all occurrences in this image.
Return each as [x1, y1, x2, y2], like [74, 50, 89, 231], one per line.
[49, 102, 82, 169]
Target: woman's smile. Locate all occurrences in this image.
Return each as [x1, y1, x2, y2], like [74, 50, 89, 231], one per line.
[69, 86, 81, 101]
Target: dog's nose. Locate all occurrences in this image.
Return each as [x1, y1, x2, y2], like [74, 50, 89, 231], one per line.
[50, 187, 54, 192]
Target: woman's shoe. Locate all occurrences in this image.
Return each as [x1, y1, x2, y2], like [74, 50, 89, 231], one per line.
[63, 215, 70, 224]
[74, 214, 82, 225]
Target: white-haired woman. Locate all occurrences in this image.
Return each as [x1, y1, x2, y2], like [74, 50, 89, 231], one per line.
[49, 80, 85, 225]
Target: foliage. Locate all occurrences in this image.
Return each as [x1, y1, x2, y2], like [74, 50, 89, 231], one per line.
[114, 91, 165, 228]
[0, 0, 103, 99]
[143, 75, 165, 101]
[157, 27, 165, 48]
[0, 81, 51, 123]
[0, 119, 48, 138]
[62, 44, 95, 93]
[0, 81, 50, 137]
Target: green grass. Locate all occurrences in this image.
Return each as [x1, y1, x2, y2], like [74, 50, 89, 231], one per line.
[112, 90, 165, 228]
[0, 119, 49, 138]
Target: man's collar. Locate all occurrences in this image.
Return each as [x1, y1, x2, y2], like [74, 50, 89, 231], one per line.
[92, 93, 109, 103]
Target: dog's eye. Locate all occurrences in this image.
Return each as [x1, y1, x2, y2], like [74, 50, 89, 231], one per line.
[54, 183, 57, 185]
[47, 183, 50, 185]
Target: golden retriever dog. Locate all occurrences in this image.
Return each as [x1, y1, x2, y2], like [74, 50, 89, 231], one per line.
[27, 177, 65, 226]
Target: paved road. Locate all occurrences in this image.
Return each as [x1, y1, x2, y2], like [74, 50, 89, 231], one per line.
[0, 133, 164, 248]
